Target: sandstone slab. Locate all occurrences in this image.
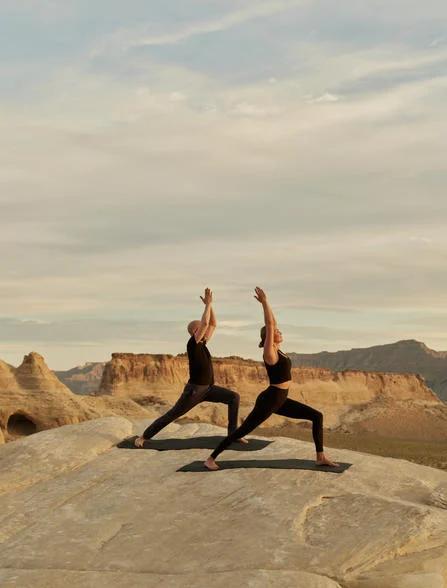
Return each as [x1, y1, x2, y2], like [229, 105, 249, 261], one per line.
[0, 417, 132, 495]
[0, 419, 446, 587]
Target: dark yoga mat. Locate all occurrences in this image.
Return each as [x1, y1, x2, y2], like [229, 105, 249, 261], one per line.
[117, 435, 273, 452]
[177, 458, 352, 474]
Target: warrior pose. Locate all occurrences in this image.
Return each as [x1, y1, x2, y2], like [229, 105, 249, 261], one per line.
[204, 287, 338, 470]
[135, 288, 246, 447]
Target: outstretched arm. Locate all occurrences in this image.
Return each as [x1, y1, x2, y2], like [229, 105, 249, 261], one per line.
[254, 286, 278, 365]
[193, 288, 212, 342]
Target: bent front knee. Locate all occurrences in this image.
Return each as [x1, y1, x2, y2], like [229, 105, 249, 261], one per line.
[314, 410, 323, 425]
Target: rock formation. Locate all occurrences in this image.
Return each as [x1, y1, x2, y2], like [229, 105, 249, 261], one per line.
[0, 418, 446, 587]
[97, 352, 447, 441]
[289, 339, 447, 402]
[99, 353, 265, 398]
[0, 353, 99, 442]
[59, 339, 447, 406]
[55, 362, 106, 395]
[2, 350, 447, 450]
[81, 395, 158, 420]
[0, 353, 151, 443]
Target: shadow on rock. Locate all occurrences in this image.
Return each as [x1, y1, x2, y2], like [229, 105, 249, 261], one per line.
[117, 435, 273, 452]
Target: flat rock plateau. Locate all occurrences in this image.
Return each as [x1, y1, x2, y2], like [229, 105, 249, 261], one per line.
[0, 417, 447, 588]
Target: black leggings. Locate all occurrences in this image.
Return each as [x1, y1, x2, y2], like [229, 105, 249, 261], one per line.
[211, 385, 324, 458]
[142, 383, 240, 439]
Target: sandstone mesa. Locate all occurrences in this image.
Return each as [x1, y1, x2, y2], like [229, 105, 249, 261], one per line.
[1, 351, 447, 445]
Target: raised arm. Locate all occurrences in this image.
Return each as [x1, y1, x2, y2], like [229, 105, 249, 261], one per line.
[193, 288, 212, 342]
[202, 303, 217, 342]
[254, 287, 278, 365]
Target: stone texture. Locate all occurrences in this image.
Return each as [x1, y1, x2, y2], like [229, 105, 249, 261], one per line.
[0, 569, 342, 587]
[0, 353, 152, 442]
[81, 395, 153, 420]
[344, 572, 445, 588]
[430, 483, 447, 510]
[0, 417, 132, 495]
[0, 353, 102, 441]
[0, 419, 446, 587]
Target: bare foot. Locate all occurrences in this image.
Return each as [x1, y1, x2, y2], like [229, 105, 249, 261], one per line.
[134, 436, 145, 448]
[316, 452, 339, 467]
[235, 437, 249, 444]
[204, 457, 220, 471]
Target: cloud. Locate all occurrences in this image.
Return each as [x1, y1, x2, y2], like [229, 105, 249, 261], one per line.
[308, 92, 341, 103]
[130, 1, 309, 48]
[88, 0, 311, 59]
[430, 37, 446, 48]
[2, 1, 447, 367]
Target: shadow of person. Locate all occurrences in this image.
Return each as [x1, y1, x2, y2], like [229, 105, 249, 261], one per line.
[117, 435, 273, 452]
[177, 458, 352, 474]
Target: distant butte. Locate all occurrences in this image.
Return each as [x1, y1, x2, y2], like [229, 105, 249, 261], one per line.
[288, 339, 447, 402]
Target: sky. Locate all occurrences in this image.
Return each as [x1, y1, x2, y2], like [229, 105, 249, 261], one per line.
[1, 0, 447, 369]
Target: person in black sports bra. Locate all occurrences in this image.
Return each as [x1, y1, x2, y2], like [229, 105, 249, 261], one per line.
[134, 288, 247, 448]
[204, 287, 339, 470]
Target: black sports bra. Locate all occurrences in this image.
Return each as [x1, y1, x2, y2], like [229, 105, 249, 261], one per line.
[264, 350, 292, 385]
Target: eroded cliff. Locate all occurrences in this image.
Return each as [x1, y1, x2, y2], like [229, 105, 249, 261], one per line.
[0, 353, 151, 442]
[97, 353, 447, 440]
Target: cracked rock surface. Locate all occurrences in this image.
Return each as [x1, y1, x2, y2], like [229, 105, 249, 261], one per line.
[0, 417, 446, 588]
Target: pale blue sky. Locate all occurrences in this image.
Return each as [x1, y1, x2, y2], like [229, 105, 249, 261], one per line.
[1, 1, 447, 368]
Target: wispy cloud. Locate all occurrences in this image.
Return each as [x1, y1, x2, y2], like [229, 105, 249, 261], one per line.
[131, 1, 309, 48]
[307, 92, 341, 103]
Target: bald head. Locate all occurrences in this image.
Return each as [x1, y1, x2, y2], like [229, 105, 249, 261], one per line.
[187, 320, 201, 336]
